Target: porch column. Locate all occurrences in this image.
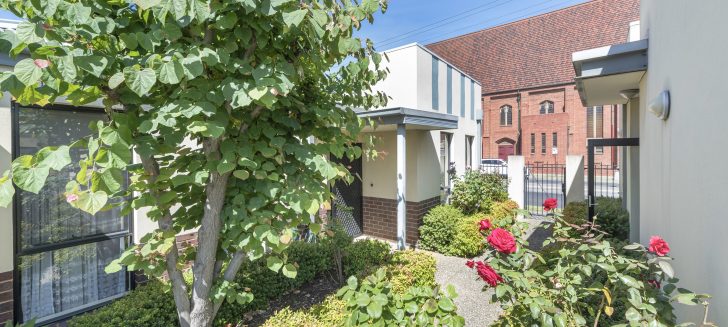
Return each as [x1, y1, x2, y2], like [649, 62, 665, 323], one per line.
[396, 123, 407, 250]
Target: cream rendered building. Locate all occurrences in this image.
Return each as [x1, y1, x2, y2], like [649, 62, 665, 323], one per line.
[330, 43, 482, 249]
[573, 0, 728, 324]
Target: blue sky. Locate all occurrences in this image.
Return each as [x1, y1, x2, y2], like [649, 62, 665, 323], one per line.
[357, 0, 589, 50]
[0, 0, 590, 50]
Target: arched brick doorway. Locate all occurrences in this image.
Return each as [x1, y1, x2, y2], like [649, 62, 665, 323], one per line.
[495, 138, 516, 161]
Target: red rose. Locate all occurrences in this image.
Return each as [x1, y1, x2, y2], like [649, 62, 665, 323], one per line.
[475, 261, 503, 287]
[465, 260, 474, 268]
[479, 219, 492, 231]
[543, 198, 558, 211]
[648, 236, 670, 256]
[487, 228, 517, 254]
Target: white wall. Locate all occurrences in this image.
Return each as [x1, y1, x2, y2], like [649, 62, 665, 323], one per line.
[0, 95, 13, 274]
[366, 44, 482, 202]
[639, 1, 728, 324]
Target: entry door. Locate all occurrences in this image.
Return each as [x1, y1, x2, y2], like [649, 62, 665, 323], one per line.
[331, 148, 363, 237]
[498, 144, 514, 161]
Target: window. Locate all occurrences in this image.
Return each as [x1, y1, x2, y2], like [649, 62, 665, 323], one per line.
[14, 106, 130, 324]
[541, 133, 546, 154]
[540, 100, 554, 114]
[499, 105, 512, 126]
[446, 66, 453, 114]
[530, 133, 535, 154]
[470, 81, 475, 119]
[465, 136, 474, 169]
[440, 132, 452, 191]
[587, 106, 604, 154]
[431, 57, 439, 110]
[552, 132, 557, 148]
[586, 106, 604, 138]
[459, 74, 465, 117]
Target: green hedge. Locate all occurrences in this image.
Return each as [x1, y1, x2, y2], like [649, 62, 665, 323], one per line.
[262, 250, 447, 326]
[418, 205, 463, 253]
[562, 197, 629, 241]
[386, 250, 436, 294]
[342, 239, 391, 278]
[448, 214, 484, 257]
[69, 228, 392, 327]
[419, 200, 519, 257]
[450, 170, 508, 215]
[67, 281, 178, 327]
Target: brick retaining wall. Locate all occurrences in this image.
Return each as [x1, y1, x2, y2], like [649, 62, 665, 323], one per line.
[362, 196, 441, 245]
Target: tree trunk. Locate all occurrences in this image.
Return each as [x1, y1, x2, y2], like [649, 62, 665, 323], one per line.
[141, 156, 192, 327]
[189, 138, 231, 327]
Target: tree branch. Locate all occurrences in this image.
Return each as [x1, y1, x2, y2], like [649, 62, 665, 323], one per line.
[211, 250, 247, 317]
[140, 155, 192, 327]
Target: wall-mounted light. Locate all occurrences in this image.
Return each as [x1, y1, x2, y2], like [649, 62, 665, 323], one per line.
[648, 90, 670, 120]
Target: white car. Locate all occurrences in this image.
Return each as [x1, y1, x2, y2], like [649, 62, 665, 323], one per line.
[481, 159, 507, 175]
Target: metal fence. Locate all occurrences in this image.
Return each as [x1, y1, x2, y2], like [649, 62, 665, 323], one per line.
[585, 163, 621, 199]
[480, 164, 508, 178]
[524, 163, 565, 216]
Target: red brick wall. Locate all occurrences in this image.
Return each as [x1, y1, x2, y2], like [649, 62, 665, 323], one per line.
[0, 271, 12, 324]
[362, 196, 440, 245]
[482, 86, 618, 166]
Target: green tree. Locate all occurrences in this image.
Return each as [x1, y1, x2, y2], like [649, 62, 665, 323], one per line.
[0, 0, 388, 325]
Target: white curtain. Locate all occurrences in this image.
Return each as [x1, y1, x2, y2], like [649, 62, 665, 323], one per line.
[17, 108, 128, 322]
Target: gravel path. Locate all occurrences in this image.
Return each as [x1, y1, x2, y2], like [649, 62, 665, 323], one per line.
[433, 251, 502, 326]
[432, 217, 553, 326]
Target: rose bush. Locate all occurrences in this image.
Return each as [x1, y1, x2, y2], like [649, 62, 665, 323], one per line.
[468, 198, 712, 326]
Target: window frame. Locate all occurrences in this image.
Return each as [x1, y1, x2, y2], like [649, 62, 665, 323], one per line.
[541, 133, 546, 154]
[552, 132, 557, 148]
[530, 133, 535, 155]
[11, 103, 134, 325]
[540, 100, 554, 114]
[499, 105, 512, 126]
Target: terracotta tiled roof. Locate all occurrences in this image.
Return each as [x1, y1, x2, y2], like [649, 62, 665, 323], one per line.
[426, 0, 640, 95]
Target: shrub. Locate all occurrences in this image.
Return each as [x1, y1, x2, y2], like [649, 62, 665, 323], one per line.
[342, 239, 391, 278]
[68, 281, 178, 327]
[473, 215, 710, 326]
[261, 296, 347, 327]
[490, 200, 519, 222]
[450, 170, 508, 215]
[337, 269, 464, 326]
[562, 198, 629, 241]
[386, 250, 436, 294]
[448, 215, 485, 257]
[216, 237, 340, 325]
[418, 205, 464, 253]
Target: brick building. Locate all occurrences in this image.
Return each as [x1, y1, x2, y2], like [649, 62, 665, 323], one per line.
[427, 0, 640, 165]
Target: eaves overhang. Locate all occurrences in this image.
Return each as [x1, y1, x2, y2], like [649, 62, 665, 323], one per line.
[572, 39, 648, 106]
[356, 107, 459, 130]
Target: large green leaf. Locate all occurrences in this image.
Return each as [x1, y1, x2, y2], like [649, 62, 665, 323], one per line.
[124, 67, 156, 96]
[74, 190, 108, 215]
[282, 9, 307, 28]
[14, 58, 43, 85]
[74, 55, 109, 78]
[266, 256, 283, 272]
[52, 55, 77, 81]
[157, 60, 184, 84]
[15, 21, 43, 44]
[0, 173, 15, 207]
[36, 146, 71, 170]
[12, 166, 50, 194]
[281, 263, 297, 278]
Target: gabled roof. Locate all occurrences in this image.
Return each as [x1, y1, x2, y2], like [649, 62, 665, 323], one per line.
[426, 0, 640, 95]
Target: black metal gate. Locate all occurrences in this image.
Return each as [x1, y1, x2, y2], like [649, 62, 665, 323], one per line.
[331, 149, 363, 237]
[524, 163, 566, 216]
[587, 138, 639, 221]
